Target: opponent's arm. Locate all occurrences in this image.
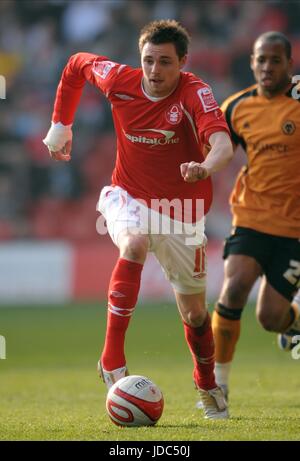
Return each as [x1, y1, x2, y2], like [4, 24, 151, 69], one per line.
[181, 131, 233, 182]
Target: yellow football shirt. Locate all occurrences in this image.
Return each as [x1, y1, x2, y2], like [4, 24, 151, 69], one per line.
[222, 84, 300, 238]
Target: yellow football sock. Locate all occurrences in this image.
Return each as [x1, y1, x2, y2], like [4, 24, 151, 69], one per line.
[212, 310, 241, 363]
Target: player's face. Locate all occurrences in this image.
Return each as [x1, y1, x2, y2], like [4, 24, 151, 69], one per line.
[251, 40, 293, 97]
[141, 42, 187, 98]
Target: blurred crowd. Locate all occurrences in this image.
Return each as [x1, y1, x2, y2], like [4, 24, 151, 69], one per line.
[0, 0, 299, 241]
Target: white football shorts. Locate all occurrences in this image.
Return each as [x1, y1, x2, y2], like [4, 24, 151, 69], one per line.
[96, 185, 207, 294]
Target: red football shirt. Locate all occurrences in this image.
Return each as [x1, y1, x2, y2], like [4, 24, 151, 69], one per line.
[52, 53, 230, 220]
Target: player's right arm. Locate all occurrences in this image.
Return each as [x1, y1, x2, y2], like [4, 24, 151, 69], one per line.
[43, 53, 119, 161]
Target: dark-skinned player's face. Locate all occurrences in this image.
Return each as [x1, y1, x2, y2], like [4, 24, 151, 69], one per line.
[251, 40, 293, 97]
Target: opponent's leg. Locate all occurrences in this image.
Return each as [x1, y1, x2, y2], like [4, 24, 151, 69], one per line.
[256, 280, 300, 350]
[256, 238, 300, 351]
[278, 289, 300, 350]
[256, 278, 298, 332]
[212, 254, 261, 396]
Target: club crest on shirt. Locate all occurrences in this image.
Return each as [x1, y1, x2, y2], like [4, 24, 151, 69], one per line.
[93, 60, 116, 80]
[197, 87, 218, 113]
[165, 104, 183, 125]
[282, 120, 296, 135]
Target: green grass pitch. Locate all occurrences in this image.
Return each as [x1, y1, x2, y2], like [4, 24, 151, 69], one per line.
[0, 301, 299, 441]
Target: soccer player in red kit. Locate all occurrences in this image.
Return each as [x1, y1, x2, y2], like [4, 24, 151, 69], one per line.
[43, 20, 233, 419]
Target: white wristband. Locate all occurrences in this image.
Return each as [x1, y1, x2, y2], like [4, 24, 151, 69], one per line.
[43, 122, 73, 152]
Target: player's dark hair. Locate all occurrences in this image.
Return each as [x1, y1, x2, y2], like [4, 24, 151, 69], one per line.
[139, 20, 190, 59]
[254, 31, 292, 59]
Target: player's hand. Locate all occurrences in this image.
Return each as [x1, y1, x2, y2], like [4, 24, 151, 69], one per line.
[180, 161, 209, 182]
[43, 122, 73, 162]
[48, 140, 72, 162]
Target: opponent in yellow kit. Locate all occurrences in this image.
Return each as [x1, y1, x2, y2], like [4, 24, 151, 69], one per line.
[210, 31, 300, 405]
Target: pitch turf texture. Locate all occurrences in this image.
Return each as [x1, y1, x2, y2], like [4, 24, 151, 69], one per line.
[0, 302, 299, 441]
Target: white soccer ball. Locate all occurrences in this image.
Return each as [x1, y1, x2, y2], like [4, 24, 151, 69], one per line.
[106, 375, 164, 427]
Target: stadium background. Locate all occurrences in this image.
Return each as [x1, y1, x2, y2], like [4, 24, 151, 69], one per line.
[1, 0, 300, 305]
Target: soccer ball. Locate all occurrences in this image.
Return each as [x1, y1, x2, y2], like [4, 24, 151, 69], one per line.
[106, 375, 164, 427]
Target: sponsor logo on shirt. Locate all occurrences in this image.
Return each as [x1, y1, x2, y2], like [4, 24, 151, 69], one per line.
[123, 129, 179, 147]
[197, 87, 219, 113]
[247, 140, 288, 154]
[165, 104, 183, 125]
[93, 60, 116, 79]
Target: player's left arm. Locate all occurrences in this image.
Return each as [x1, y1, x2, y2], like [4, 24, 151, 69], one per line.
[181, 131, 233, 182]
[180, 83, 233, 182]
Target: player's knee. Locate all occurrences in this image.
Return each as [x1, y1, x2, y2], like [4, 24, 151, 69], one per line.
[185, 309, 207, 327]
[225, 278, 250, 307]
[120, 233, 149, 262]
[256, 310, 280, 332]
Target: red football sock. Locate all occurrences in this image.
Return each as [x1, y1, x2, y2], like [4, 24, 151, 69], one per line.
[101, 258, 143, 371]
[183, 313, 216, 390]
